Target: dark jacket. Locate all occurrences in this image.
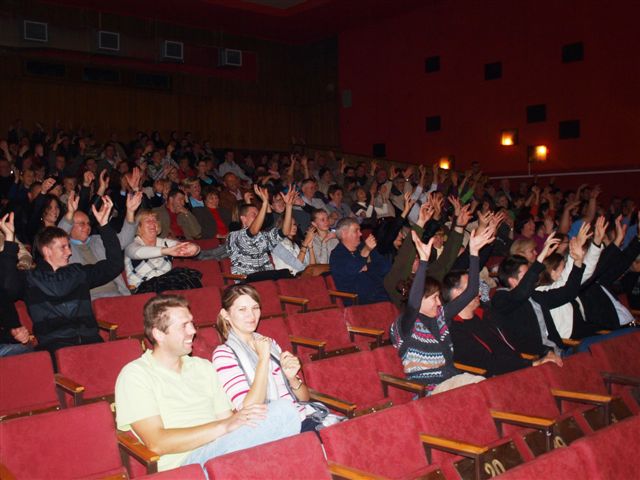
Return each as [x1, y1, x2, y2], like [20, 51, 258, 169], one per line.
[192, 206, 231, 239]
[3, 224, 124, 350]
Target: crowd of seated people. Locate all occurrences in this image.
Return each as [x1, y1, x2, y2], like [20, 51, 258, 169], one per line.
[1, 119, 639, 474]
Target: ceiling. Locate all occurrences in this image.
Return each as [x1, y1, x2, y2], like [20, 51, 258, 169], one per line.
[40, 0, 427, 43]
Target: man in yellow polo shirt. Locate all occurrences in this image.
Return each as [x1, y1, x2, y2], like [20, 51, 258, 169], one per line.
[115, 295, 300, 472]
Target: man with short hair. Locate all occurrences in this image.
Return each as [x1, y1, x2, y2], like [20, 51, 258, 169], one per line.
[115, 295, 299, 473]
[226, 185, 295, 278]
[154, 189, 201, 240]
[329, 217, 391, 305]
[58, 191, 142, 299]
[1, 197, 123, 358]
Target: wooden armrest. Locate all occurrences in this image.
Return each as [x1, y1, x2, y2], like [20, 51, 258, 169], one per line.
[328, 290, 359, 300]
[328, 461, 389, 480]
[420, 433, 488, 457]
[347, 326, 385, 338]
[550, 388, 613, 405]
[379, 372, 427, 396]
[596, 330, 612, 335]
[520, 353, 539, 361]
[222, 273, 246, 284]
[54, 373, 85, 394]
[490, 410, 555, 429]
[289, 335, 327, 350]
[562, 338, 581, 347]
[453, 362, 487, 376]
[117, 431, 160, 474]
[0, 462, 16, 480]
[308, 388, 356, 416]
[279, 295, 310, 313]
[97, 320, 118, 340]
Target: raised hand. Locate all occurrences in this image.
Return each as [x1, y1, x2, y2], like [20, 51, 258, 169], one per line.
[417, 202, 434, 227]
[468, 226, 495, 256]
[364, 233, 377, 251]
[243, 191, 255, 204]
[593, 215, 608, 245]
[66, 191, 79, 216]
[280, 184, 298, 206]
[91, 195, 113, 227]
[456, 204, 473, 228]
[97, 169, 109, 195]
[614, 215, 627, 247]
[536, 232, 561, 263]
[125, 167, 142, 192]
[0, 212, 15, 242]
[477, 209, 493, 229]
[41, 177, 56, 194]
[411, 229, 435, 261]
[574, 221, 593, 249]
[126, 191, 143, 214]
[448, 195, 462, 217]
[253, 184, 270, 204]
[402, 191, 416, 217]
[302, 226, 316, 247]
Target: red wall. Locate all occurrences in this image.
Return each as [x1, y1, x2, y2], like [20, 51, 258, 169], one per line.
[338, 0, 640, 178]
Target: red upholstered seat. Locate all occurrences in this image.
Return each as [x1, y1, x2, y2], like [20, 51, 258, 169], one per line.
[165, 286, 222, 328]
[55, 338, 143, 406]
[93, 292, 155, 340]
[571, 414, 640, 480]
[248, 280, 284, 318]
[414, 383, 526, 479]
[0, 401, 127, 479]
[494, 443, 586, 480]
[137, 464, 207, 479]
[277, 276, 336, 314]
[344, 301, 398, 341]
[192, 238, 219, 250]
[589, 331, 640, 412]
[205, 432, 332, 480]
[302, 350, 391, 417]
[480, 364, 585, 459]
[0, 351, 60, 419]
[371, 344, 415, 405]
[173, 259, 226, 288]
[191, 326, 222, 360]
[286, 309, 360, 361]
[320, 402, 444, 480]
[257, 316, 294, 353]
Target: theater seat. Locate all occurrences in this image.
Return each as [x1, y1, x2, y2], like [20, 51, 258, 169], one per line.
[247, 280, 285, 318]
[493, 444, 586, 480]
[0, 401, 127, 479]
[372, 345, 426, 404]
[302, 350, 392, 418]
[320, 402, 445, 480]
[137, 464, 207, 479]
[277, 276, 357, 314]
[173, 259, 243, 288]
[0, 351, 60, 420]
[165, 286, 222, 328]
[191, 326, 223, 360]
[54, 338, 143, 407]
[257, 316, 294, 353]
[93, 292, 155, 340]
[343, 301, 399, 344]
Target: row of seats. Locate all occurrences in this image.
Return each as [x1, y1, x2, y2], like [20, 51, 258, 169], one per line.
[1, 331, 639, 478]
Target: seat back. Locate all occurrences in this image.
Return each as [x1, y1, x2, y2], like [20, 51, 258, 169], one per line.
[173, 259, 225, 288]
[303, 350, 387, 411]
[320, 402, 435, 479]
[93, 293, 155, 339]
[55, 339, 143, 402]
[277, 276, 333, 313]
[542, 352, 607, 394]
[165, 286, 222, 328]
[138, 464, 207, 479]
[0, 351, 59, 418]
[344, 301, 398, 335]
[249, 280, 284, 318]
[191, 327, 223, 360]
[287, 309, 351, 354]
[496, 445, 586, 480]
[371, 345, 414, 404]
[192, 238, 219, 250]
[571, 415, 640, 480]
[0, 401, 126, 479]
[257, 317, 293, 352]
[205, 432, 331, 480]
[589, 331, 640, 376]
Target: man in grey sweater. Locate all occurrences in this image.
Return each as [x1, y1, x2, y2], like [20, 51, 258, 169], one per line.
[58, 190, 142, 299]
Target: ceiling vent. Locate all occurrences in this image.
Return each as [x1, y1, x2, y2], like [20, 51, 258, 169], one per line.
[98, 31, 120, 51]
[162, 40, 184, 61]
[24, 20, 48, 42]
[218, 48, 242, 67]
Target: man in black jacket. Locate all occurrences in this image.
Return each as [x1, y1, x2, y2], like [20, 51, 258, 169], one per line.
[1, 196, 123, 361]
[491, 233, 585, 357]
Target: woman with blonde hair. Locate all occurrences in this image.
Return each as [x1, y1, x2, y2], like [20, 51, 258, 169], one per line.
[213, 284, 317, 432]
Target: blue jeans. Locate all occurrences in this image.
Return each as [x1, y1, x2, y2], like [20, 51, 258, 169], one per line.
[576, 328, 638, 353]
[181, 399, 301, 469]
[0, 343, 33, 357]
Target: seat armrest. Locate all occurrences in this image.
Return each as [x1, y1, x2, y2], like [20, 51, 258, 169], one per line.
[328, 461, 389, 480]
[0, 462, 16, 480]
[596, 330, 611, 335]
[562, 338, 581, 347]
[222, 273, 246, 285]
[520, 353, 539, 361]
[97, 320, 118, 341]
[117, 431, 160, 475]
[347, 326, 385, 347]
[308, 388, 357, 417]
[601, 371, 640, 394]
[453, 362, 487, 376]
[279, 295, 309, 313]
[420, 433, 487, 462]
[289, 335, 327, 357]
[54, 373, 85, 406]
[490, 410, 554, 434]
[328, 290, 359, 305]
[378, 372, 427, 397]
[550, 388, 613, 405]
